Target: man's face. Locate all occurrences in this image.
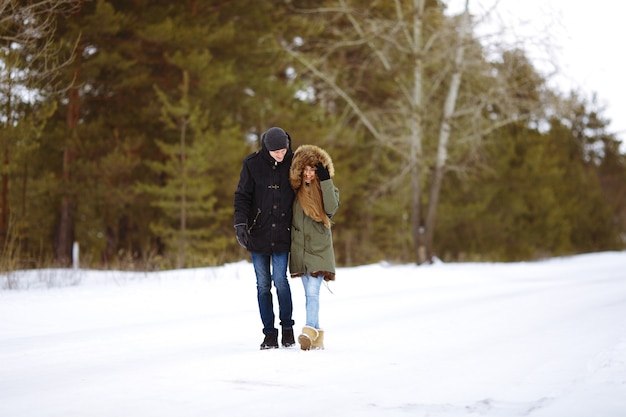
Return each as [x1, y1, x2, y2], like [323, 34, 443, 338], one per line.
[269, 148, 287, 162]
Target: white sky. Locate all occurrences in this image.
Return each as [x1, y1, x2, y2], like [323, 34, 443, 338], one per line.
[448, 0, 625, 146]
[1, 252, 626, 416]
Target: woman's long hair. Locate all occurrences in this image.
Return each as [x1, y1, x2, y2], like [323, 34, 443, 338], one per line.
[297, 176, 331, 228]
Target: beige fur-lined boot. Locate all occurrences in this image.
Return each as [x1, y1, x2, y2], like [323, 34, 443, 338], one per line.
[298, 326, 318, 351]
[312, 329, 324, 350]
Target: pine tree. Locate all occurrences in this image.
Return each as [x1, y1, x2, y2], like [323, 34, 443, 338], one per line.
[136, 71, 241, 267]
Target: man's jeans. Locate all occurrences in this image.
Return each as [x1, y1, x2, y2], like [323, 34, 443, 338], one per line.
[251, 252, 294, 335]
[301, 274, 322, 329]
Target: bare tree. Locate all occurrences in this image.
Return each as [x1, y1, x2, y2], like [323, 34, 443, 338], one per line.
[0, 0, 82, 89]
[283, 0, 538, 264]
[0, 0, 83, 257]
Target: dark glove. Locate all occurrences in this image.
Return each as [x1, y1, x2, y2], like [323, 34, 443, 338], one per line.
[315, 162, 330, 181]
[235, 224, 249, 249]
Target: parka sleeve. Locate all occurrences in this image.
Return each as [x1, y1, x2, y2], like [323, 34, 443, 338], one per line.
[320, 179, 340, 218]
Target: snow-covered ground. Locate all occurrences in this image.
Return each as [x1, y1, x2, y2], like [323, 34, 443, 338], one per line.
[1, 252, 625, 417]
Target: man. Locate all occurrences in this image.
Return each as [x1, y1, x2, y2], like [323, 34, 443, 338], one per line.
[234, 127, 296, 349]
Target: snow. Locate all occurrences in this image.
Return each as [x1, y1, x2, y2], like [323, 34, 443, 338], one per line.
[1, 252, 626, 417]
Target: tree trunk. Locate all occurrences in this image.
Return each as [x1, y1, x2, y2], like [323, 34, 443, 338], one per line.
[1, 79, 12, 250]
[1, 148, 8, 247]
[424, 0, 470, 262]
[178, 71, 190, 269]
[56, 71, 80, 266]
[179, 116, 187, 269]
[410, 0, 427, 264]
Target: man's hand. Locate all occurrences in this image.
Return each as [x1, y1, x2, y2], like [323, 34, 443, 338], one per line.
[235, 224, 249, 249]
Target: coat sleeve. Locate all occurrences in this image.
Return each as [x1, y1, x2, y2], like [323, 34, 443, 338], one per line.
[234, 160, 253, 226]
[321, 179, 340, 218]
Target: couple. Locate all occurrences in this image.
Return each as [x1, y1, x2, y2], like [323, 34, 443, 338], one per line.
[234, 127, 339, 351]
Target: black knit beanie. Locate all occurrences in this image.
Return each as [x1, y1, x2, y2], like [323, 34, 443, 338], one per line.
[263, 127, 289, 151]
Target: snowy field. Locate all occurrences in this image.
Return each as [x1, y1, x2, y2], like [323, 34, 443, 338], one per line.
[1, 252, 626, 417]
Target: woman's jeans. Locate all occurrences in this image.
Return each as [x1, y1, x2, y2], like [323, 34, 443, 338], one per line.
[251, 252, 294, 335]
[301, 274, 323, 329]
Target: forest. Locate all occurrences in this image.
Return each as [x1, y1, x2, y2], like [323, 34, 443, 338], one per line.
[1, 0, 625, 271]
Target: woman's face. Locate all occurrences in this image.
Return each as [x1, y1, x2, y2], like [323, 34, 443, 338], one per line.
[303, 165, 316, 184]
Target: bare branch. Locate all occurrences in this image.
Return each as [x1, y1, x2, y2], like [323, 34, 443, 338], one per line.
[338, 0, 392, 70]
[283, 40, 407, 159]
[1, 0, 83, 93]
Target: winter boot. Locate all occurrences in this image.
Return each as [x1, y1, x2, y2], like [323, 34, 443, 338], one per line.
[298, 326, 318, 351]
[312, 329, 324, 350]
[260, 333, 279, 350]
[281, 328, 295, 347]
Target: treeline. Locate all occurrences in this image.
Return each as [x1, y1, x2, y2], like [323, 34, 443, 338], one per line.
[1, 0, 625, 271]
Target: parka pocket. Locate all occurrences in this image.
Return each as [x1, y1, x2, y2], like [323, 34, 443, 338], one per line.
[312, 221, 330, 236]
[308, 222, 331, 254]
[291, 224, 301, 242]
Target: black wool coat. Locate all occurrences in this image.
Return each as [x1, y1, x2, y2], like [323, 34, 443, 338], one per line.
[234, 143, 295, 255]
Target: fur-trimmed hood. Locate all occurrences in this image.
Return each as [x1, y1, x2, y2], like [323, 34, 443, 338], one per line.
[290, 145, 335, 191]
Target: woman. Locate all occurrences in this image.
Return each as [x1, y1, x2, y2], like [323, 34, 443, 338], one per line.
[289, 144, 339, 350]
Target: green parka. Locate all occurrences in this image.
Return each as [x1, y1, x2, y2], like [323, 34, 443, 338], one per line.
[289, 145, 340, 281]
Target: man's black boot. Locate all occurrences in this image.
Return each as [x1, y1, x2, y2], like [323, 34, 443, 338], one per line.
[260, 333, 279, 350]
[281, 328, 295, 347]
